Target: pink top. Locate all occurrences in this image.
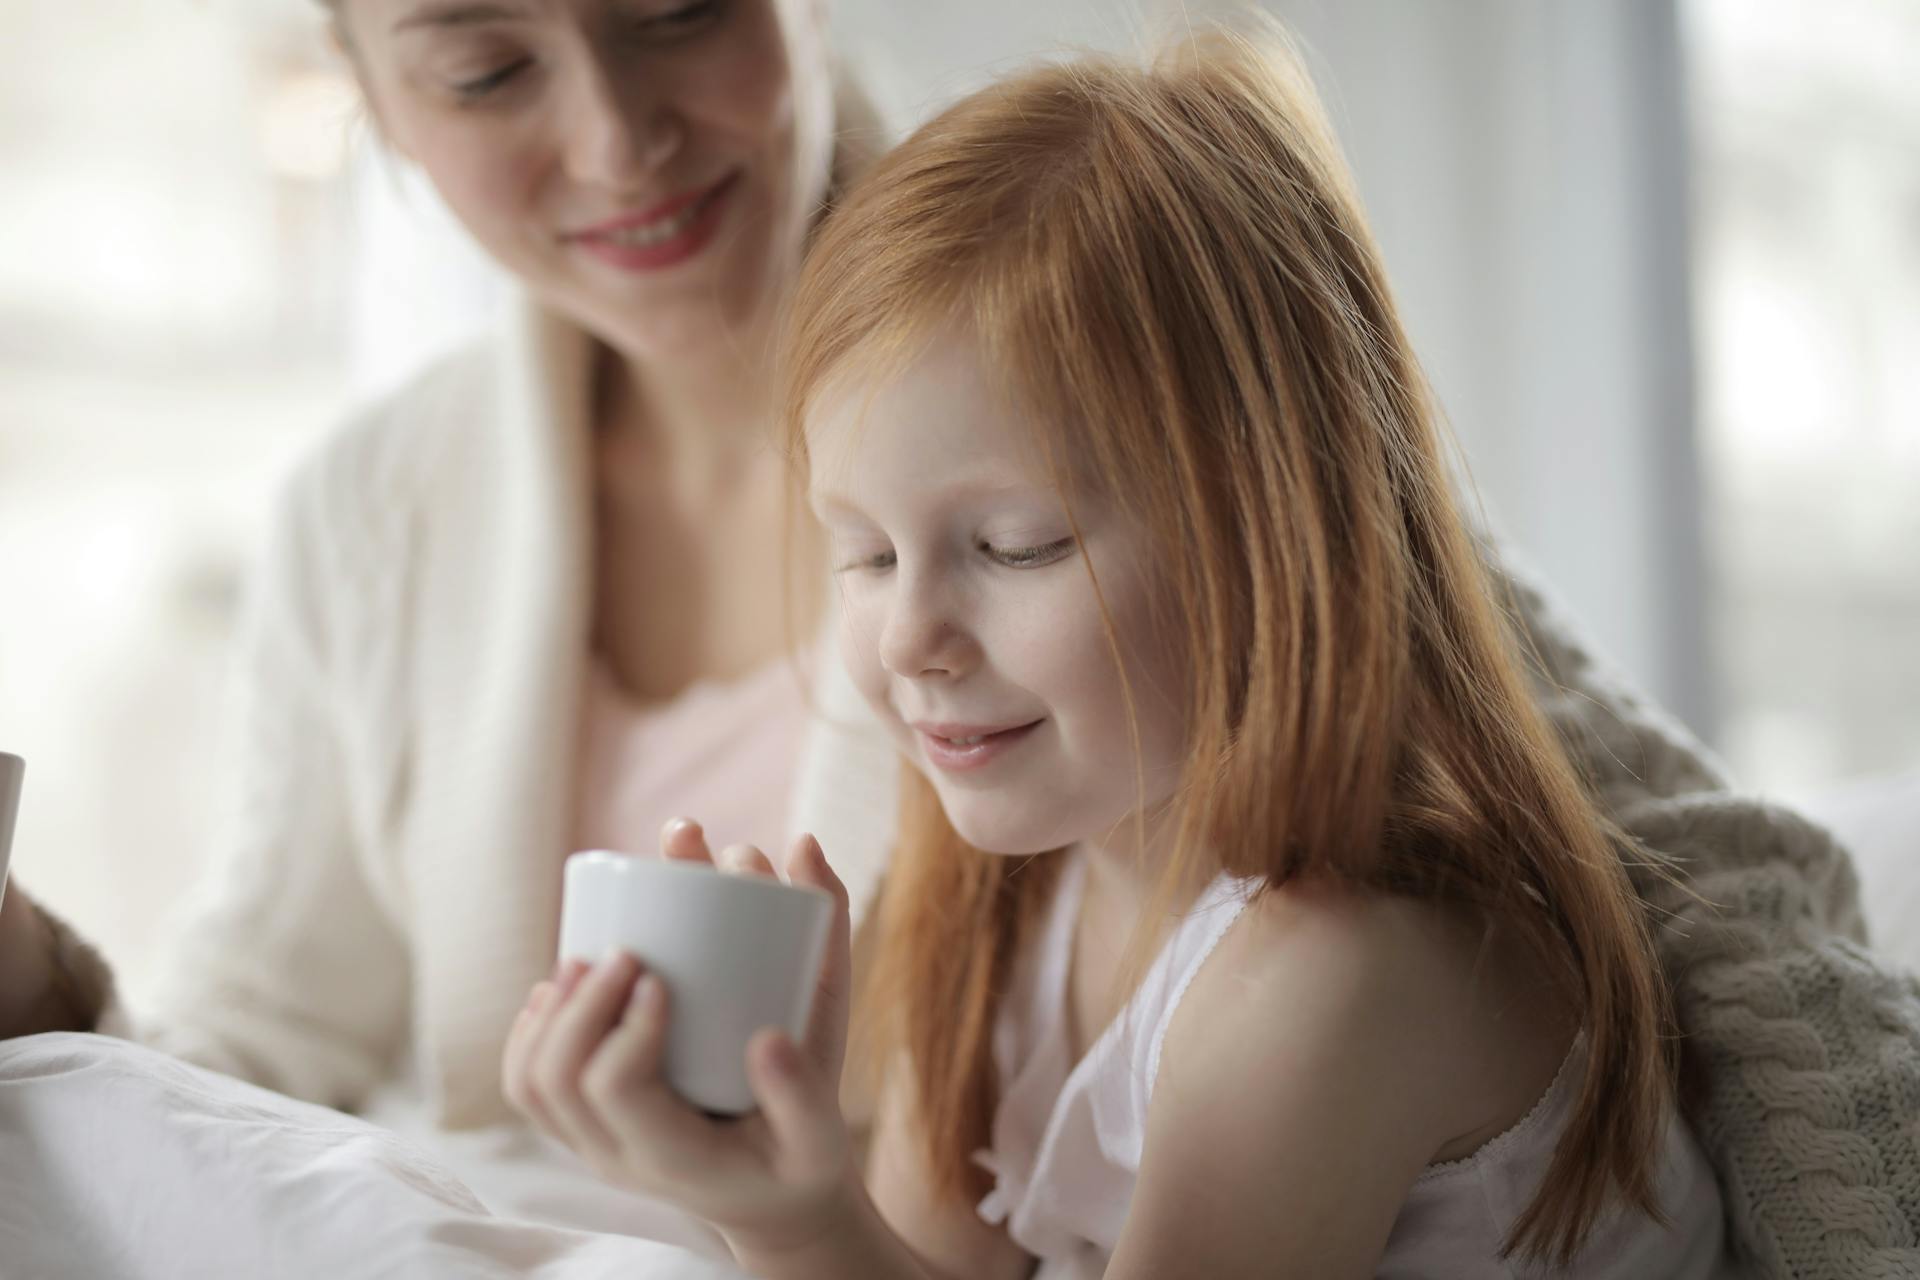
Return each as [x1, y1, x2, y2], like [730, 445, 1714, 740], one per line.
[572, 654, 812, 863]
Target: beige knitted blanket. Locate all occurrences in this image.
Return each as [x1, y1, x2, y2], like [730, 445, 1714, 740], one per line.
[1504, 560, 1920, 1279]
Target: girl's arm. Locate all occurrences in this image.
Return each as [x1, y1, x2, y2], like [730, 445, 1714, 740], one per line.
[724, 1065, 1033, 1280]
[861, 1066, 1036, 1280]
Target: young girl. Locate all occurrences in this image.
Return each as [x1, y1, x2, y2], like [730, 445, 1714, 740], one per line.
[502, 29, 1733, 1279]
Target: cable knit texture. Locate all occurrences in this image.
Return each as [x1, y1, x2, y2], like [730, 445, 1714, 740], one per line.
[1491, 550, 1920, 1279]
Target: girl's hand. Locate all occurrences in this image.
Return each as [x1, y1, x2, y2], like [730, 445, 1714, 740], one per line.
[502, 821, 859, 1258]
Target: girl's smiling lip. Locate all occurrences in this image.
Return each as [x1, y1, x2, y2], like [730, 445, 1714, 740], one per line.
[911, 719, 1046, 773]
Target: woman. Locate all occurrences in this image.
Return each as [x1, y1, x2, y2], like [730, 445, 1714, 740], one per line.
[0, 0, 891, 1132]
[0, 4, 1910, 1274]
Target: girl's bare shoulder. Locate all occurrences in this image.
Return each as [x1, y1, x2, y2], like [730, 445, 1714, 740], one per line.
[1162, 876, 1576, 1161]
[1121, 881, 1574, 1274]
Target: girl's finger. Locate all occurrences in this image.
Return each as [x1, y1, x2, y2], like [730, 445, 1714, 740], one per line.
[660, 817, 715, 864]
[528, 950, 642, 1159]
[746, 1027, 845, 1185]
[583, 974, 735, 1178]
[786, 834, 853, 1079]
[514, 957, 593, 1134]
[510, 972, 590, 1137]
[554, 957, 591, 994]
[502, 981, 558, 1123]
[717, 842, 779, 879]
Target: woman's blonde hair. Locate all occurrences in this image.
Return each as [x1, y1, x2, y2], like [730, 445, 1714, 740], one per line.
[781, 26, 1674, 1265]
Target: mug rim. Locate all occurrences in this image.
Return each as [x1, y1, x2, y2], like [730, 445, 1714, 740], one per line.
[565, 848, 833, 906]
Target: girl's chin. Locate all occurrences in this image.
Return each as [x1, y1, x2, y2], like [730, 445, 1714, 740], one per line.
[943, 809, 1068, 858]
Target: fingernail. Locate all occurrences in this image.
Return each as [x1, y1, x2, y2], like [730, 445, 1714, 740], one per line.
[632, 974, 664, 1016]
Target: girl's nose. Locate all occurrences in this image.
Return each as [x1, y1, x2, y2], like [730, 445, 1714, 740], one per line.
[877, 576, 976, 680]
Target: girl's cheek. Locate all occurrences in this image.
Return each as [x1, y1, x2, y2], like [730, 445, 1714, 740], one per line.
[837, 594, 887, 695]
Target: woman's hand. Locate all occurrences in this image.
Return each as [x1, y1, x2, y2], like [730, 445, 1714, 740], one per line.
[502, 820, 859, 1260]
[0, 880, 55, 1035]
[0, 881, 92, 1039]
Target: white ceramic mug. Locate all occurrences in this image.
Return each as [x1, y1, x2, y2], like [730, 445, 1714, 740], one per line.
[557, 850, 834, 1116]
[0, 753, 22, 910]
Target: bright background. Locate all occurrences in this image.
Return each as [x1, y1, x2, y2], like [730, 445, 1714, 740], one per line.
[2, 0, 1916, 990]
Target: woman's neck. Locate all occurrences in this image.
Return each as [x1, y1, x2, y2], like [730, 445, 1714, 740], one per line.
[594, 338, 778, 498]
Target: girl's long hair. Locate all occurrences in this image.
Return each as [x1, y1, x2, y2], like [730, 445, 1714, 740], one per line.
[780, 26, 1674, 1265]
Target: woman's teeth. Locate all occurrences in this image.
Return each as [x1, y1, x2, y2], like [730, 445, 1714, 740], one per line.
[604, 193, 713, 246]
[944, 734, 987, 746]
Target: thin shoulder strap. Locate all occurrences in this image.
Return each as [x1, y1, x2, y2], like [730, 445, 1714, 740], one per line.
[1141, 875, 1257, 1101]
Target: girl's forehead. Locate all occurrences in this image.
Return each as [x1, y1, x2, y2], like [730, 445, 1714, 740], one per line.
[803, 339, 1058, 484]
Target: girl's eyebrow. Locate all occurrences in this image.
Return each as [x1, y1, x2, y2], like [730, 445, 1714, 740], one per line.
[809, 492, 867, 520]
[810, 477, 1057, 520]
[392, 2, 528, 33]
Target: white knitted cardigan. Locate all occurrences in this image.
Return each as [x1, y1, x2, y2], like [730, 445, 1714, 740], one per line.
[1487, 552, 1920, 1280]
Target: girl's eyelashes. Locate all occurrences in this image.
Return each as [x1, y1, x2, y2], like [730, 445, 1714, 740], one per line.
[983, 536, 1078, 569]
[830, 537, 1077, 575]
[833, 548, 897, 575]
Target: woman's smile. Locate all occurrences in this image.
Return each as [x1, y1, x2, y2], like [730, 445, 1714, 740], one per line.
[565, 170, 742, 272]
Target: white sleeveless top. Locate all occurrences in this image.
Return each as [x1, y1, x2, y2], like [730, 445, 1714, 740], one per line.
[973, 851, 1735, 1279]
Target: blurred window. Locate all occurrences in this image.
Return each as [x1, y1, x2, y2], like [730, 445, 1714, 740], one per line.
[1687, 0, 1920, 789]
[0, 0, 357, 975]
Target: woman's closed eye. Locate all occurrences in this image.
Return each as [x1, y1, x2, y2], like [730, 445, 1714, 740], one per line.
[620, 0, 724, 38]
[453, 58, 532, 102]
[444, 0, 721, 103]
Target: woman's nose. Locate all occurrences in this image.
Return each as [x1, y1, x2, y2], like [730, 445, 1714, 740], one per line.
[561, 58, 682, 193]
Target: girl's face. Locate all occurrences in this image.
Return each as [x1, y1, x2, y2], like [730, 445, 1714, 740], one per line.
[343, 0, 832, 359]
[806, 334, 1190, 857]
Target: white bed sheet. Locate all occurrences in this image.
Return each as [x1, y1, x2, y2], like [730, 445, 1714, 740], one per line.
[0, 1033, 749, 1280]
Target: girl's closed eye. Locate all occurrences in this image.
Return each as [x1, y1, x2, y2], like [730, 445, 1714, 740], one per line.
[833, 546, 896, 574]
[982, 536, 1077, 569]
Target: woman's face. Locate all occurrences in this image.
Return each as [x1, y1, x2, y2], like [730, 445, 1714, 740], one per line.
[342, 0, 833, 360]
